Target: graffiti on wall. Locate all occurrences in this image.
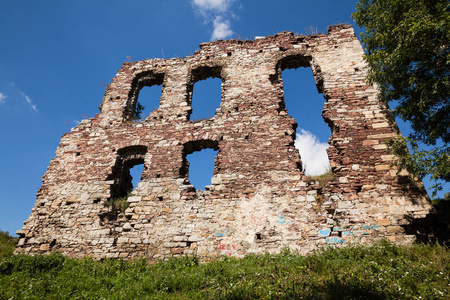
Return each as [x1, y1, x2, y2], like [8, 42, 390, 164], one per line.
[216, 240, 236, 256]
[321, 224, 380, 243]
[327, 237, 346, 244]
[276, 214, 290, 225]
[241, 213, 292, 227]
[214, 229, 230, 237]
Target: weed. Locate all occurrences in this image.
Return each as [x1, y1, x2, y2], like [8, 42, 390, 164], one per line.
[306, 167, 336, 187]
[104, 192, 131, 214]
[313, 195, 324, 211]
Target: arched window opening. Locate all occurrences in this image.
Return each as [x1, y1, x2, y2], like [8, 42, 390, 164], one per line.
[188, 66, 222, 121]
[127, 71, 164, 121]
[134, 84, 162, 121]
[278, 57, 331, 176]
[181, 140, 219, 190]
[108, 146, 147, 199]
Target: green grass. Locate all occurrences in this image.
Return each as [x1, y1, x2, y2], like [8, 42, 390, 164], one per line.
[1, 240, 449, 299]
[306, 167, 336, 187]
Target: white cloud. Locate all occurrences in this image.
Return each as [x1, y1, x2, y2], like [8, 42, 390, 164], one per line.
[212, 16, 233, 40]
[192, 0, 233, 13]
[190, 0, 235, 40]
[20, 91, 38, 112]
[0, 92, 6, 104]
[294, 129, 330, 176]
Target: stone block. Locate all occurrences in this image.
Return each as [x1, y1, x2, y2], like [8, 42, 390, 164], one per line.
[381, 155, 395, 161]
[372, 122, 389, 128]
[377, 219, 391, 226]
[117, 237, 129, 244]
[127, 196, 141, 203]
[387, 226, 404, 234]
[375, 165, 390, 171]
[123, 223, 132, 231]
[39, 244, 50, 251]
[173, 235, 187, 242]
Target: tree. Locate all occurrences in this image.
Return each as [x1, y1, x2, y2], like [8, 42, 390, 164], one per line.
[132, 101, 145, 121]
[352, 0, 450, 196]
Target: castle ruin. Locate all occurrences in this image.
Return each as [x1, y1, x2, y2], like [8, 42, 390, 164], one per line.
[16, 25, 433, 259]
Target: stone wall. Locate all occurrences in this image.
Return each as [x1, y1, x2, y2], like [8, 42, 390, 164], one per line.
[16, 25, 433, 259]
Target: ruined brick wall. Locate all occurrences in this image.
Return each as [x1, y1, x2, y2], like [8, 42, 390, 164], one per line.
[16, 25, 433, 259]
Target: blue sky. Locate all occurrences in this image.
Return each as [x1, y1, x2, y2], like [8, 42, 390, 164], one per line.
[0, 0, 442, 236]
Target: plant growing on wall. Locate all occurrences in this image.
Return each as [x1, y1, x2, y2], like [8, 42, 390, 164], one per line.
[132, 102, 145, 121]
[104, 192, 131, 216]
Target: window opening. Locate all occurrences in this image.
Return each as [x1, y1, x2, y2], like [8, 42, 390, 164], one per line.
[134, 84, 162, 121]
[190, 78, 221, 121]
[102, 146, 146, 222]
[108, 146, 147, 199]
[181, 140, 219, 190]
[281, 66, 331, 176]
[189, 66, 222, 121]
[128, 72, 164, 121]
[186, 148, 218, 190]
[111, 160, 144, 198]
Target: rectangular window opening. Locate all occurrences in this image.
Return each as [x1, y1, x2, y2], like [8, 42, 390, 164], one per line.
[188, 66, 223, 121]
[134, 84, 162, 121]
[185, 147, 218, 191]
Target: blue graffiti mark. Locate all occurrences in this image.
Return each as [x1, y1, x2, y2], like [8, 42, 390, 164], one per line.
[361, 224, 378, 230]
[342, 230, 357, 236]
[214, 229, 230, 237]
[319, 229, 331, 237]
[327, 237, 346, 244]
[326, 225, 377, 238]
[276, 214, 290, 225]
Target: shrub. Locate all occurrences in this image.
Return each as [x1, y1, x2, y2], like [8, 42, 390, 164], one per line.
[0, 230, 18, 258]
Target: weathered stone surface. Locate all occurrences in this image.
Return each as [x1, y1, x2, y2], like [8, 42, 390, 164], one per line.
[16, 25, 433, 260]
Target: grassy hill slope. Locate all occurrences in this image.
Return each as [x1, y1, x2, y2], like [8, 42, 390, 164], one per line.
[1, 238, 449, 299]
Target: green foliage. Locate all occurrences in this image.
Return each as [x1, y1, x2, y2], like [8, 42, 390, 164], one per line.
[353, 0, 450, 194]
[388, 136, 450, 196]
[1, 242, 449, 299]
[105, 193, 131, 213]
[432, 192, 450, 216]
[0, 230, 18, 258]
[306, 166, 336, 187]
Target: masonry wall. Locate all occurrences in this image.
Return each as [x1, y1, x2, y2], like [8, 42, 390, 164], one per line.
[16, 25, 433, 259]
